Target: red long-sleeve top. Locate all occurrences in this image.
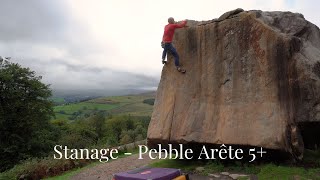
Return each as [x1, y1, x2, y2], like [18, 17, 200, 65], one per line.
[162, 20, 187, 43]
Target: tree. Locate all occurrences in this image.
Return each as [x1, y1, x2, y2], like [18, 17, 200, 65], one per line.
[120, 130, 134, 145]
[59, 110, 66, 114]
[143, 98, 155, 105]
[0, 58, 55, 172]
[89, 112, 106, 141]
[134, 124, 147, 140]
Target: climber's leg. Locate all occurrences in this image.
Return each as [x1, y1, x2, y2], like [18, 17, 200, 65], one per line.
[167, 43, 186, 73]
[168, 43, 180, 67]
[162, 44, 168, 64]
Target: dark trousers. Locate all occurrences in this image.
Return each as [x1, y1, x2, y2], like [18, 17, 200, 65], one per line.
[162, 43, 180, 66]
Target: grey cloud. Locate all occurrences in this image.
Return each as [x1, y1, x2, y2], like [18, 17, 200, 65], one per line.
[49, 59, 105, 73]
[0, 0, 68, 43]
[8, 57, 158, 92]
[0, 0, 147, 94]
[46, 59, 158, 89]
[46, 63, 159, 91]
[0, 0, 108, 57]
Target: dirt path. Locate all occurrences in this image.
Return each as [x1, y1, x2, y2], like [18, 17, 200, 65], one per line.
[71, 154, 155, 180]
[70, 154, 252, 180]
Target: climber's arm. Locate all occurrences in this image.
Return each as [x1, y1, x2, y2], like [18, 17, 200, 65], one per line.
[174, 20, 187, 28]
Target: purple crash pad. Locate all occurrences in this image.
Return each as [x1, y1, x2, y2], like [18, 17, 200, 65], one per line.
[113, 167, 181, 180]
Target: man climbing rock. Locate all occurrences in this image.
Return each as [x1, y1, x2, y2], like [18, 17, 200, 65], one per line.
[161, 17, 187, 73]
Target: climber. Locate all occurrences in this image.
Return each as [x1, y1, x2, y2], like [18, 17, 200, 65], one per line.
[161, 17, 187, 73]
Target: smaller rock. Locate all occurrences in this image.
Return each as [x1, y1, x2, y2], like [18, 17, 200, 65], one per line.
[229, 174, 249, 180]
[189, 174, 214, 180]
[195, 166, 205, 172]
[208, 173, 221, 178]
[293, 175, 301, 180]
[221, 172, 230, 176]
[19, 174, 30, 180]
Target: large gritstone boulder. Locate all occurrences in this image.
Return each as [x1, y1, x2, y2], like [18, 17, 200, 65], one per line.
[147, 9, 320, 159]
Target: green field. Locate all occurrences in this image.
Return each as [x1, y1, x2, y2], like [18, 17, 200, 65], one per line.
[50, 97, 66, 104]
[53, 92, 155, 120]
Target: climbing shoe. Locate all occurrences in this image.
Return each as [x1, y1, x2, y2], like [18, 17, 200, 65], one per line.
[177, 66, 186, 73]
[162, 60, 167, 64]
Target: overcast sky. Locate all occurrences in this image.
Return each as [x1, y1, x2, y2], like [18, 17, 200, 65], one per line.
[0, 0, 319, 93]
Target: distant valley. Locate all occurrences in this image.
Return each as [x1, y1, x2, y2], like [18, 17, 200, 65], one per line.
[51, 91, 156, 121]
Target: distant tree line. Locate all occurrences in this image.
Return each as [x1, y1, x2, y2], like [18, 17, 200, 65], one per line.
[52, 114, 150, 149]
[143, 98, 155, 105]
[63, 96, 100, 104]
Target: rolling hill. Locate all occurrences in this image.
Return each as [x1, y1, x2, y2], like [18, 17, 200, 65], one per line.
[53, 92, 156, 121]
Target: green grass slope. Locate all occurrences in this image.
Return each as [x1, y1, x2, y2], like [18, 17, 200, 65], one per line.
[150, 149, 320, 179]
[53, 92, 155, 121]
